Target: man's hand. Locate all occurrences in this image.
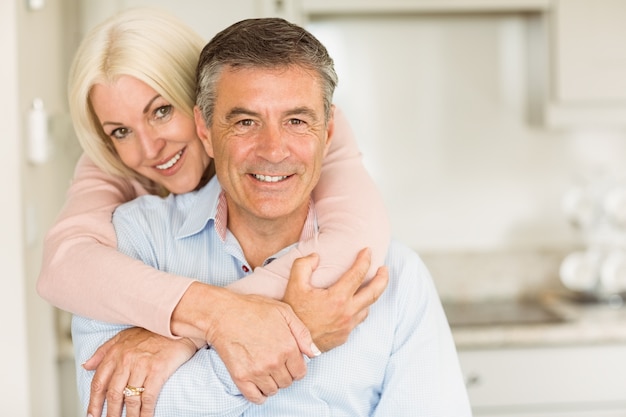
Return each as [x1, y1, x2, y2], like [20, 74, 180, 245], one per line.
[206, 293, 316, 404]
[82, 327, 197, 417]
[171, 284, 319, 405]
[283, 248, 389, 352]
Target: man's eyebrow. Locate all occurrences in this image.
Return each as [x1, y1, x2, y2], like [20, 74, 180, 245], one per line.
[225, 107, 258, 121]
[224, 106, 320, 122]
[285, 106, 319, 121]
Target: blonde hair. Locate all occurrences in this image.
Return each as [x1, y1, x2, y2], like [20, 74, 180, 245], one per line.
[68, 7, 205, 191]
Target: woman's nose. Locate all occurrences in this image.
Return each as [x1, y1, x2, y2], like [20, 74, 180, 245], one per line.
[137, 128, 165, 159]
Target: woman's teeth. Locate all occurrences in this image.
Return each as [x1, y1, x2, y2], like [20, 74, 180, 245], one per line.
[254, 174, 288, 183]
[156, 150, 183, 170]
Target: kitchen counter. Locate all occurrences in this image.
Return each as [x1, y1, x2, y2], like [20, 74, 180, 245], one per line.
[446, 292, 626, 349]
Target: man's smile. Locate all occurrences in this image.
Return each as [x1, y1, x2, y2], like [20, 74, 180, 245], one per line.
[252, 174, 290, 183]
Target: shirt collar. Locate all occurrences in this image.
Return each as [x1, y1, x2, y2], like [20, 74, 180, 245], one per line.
[175, 176, 221, 240]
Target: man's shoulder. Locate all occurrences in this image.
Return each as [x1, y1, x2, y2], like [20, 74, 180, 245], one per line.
[384, 240, 433, 294]
[386, 240, 424, 268]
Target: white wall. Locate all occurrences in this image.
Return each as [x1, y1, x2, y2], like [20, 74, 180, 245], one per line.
[0, 0, 31, 414]
[80, 0, 261, 38]
[3, 0, 83, 416]
[306, 13, 626, 252]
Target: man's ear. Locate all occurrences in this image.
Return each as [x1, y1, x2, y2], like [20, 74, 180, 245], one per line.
[194, 106, 214, 158]
[322, 104, 336, 158]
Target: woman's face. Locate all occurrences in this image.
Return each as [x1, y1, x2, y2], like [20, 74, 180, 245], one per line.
[90, 75, 211, 194]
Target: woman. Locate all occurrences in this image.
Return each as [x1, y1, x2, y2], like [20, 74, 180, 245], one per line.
[37, 7, 390, 417]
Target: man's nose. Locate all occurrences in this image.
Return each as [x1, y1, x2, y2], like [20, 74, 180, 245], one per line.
[257, 124, 289, 162]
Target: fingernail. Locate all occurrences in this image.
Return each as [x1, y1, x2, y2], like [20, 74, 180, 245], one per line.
[87, 414, 93, 417]
[311, 343, 322, 357]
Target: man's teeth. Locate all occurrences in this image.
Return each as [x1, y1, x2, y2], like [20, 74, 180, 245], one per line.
[254, 174, 288, 183]
[156, 150, 183, 170]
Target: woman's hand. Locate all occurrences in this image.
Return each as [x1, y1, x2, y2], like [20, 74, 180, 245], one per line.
[283, 248, 389, 352]
[82, 327, 197, 417]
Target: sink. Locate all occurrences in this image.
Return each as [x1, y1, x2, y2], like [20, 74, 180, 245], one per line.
[442, 299, 566, 327]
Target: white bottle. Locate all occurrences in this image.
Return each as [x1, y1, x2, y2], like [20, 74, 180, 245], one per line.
[27, 98, 48, 165]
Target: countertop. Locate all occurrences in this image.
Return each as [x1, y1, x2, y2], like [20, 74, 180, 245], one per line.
[446, 292, 626, 350]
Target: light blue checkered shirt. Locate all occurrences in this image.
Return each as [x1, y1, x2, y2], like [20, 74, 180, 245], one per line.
[72, 177, 471, 416]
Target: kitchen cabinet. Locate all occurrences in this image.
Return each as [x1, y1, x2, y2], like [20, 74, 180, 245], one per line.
[459, 344, 626, 416]
[545, 0, 626, 127]
[267, 0, 551, 23]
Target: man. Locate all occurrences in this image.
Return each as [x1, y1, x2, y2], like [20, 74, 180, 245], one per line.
[73, 17, 471, 416]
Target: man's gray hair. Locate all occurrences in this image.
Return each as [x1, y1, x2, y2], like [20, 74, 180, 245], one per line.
[195, 17, 338, 126]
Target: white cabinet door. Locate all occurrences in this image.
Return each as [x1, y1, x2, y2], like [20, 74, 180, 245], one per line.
[546, 0, 626, 126]
[459, 345, 626, 416]
[553, 0, 626, 102]
[81, 0, 260, 40]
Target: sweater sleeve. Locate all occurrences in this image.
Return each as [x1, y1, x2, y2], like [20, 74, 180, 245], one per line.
[227, 106, 391, 297]
[36, 154, 196, 337]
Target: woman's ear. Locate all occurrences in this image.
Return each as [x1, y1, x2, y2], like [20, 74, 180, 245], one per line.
[194, 106, 214, 157]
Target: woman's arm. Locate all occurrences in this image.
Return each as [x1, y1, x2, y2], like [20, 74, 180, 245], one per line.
[37, 107, 388, 334]
[36, 154, 316, 349]
[228, 106, 391, 297]
[36, 154, 196, 336]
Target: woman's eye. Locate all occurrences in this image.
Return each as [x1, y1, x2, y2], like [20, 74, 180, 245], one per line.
[155, 105, 173, 120]
[110, 127, 130, 140]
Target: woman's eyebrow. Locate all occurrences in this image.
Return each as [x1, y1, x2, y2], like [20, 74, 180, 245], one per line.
[143, 94, 162, 114]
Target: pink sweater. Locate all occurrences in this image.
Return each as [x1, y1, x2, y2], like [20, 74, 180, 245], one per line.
[36, 108, 390, 337]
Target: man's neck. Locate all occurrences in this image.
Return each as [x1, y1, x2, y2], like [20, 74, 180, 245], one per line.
[226, 201, 310, 270]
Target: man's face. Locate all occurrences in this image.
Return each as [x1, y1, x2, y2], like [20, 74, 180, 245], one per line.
[195, 65, 334, 225]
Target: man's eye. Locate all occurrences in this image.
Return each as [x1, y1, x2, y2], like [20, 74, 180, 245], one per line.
[237, 119, 254, 127]
[287, 118, 309, 132]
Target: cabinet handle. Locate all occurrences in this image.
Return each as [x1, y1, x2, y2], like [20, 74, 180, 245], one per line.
[465, 372, 482, 388]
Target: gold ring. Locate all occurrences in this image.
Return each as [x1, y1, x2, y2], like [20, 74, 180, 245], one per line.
[123, 385, 145, 397]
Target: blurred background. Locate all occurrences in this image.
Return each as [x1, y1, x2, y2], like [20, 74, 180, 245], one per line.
[5, 0, 626, 416]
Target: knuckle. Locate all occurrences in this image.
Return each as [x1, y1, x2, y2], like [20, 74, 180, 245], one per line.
[124, 395, 141, 406]
[230, 370, 248, 385]
[106, 389, 124, 403]
[293, 369, 306, 380]
[232, 365, 262, 385]
[254, 395, 267, 405]
[90, 378, 105, 394]
[361, 307, 370, 322]
[245, 390, 266, 405]
[140, 392, 157, 405]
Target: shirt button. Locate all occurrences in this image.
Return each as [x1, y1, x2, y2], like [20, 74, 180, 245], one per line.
[242, 265, 250, 273]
